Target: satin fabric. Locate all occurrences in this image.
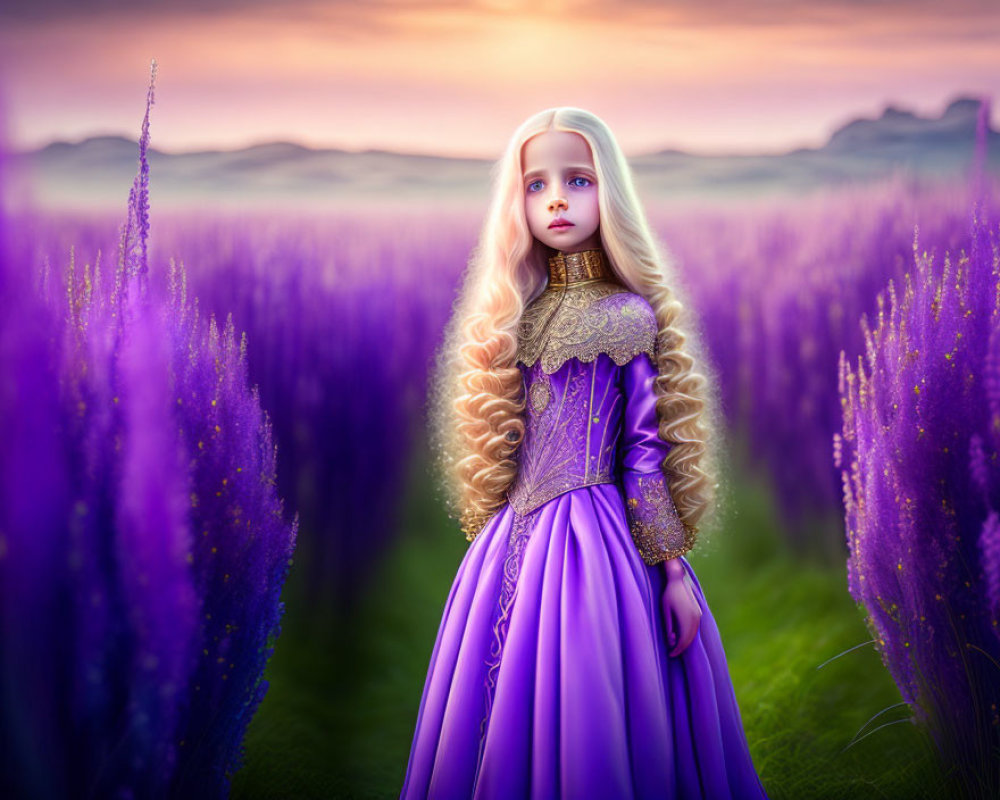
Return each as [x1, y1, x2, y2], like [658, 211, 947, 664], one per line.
[402, 340, 767, 799]
[400, 485, 769, 799]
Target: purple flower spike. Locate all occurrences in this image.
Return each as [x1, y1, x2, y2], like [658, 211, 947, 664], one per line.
[838, 203, 1000, 795]
[979, 511, 1000, 632]
[0, 62, 297, 799]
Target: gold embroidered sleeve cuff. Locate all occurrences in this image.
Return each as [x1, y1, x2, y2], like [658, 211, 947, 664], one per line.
[623, 470, 696, 565]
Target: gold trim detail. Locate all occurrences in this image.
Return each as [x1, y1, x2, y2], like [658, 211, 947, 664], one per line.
[528, 377, 551, 414]
[547, 248, 612, 285]
[626, 472, 697, 565]
[516, 283, 658, 374]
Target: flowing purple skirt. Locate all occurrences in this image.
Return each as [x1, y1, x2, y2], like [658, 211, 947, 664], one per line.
[400, 484, 769, 799]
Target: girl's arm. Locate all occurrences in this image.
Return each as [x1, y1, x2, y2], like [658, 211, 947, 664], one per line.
[619, 350, 695, 566]
[620, 348, 701, 656]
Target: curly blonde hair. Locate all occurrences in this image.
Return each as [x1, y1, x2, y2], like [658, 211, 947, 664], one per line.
[427, 107, 726, 547]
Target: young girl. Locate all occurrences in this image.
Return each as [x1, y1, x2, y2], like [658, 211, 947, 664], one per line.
[401, 107, 768, 799]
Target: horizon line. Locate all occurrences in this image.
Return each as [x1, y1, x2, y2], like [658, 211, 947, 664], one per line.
[10, 92, 995, 162]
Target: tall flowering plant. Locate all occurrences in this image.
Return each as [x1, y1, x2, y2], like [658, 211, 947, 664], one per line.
[0, 61, 297, 798]
[837, 193, 1000, 796]
[656, 169, 997, 551]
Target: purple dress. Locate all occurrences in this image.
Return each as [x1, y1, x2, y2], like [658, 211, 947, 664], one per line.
[401, 282, 768, 799]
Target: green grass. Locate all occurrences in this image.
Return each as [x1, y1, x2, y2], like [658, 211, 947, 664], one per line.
[231, 445, 952, 799]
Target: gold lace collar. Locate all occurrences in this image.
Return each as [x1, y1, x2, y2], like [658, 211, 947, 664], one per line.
[516, 282, 658, 373]
[546, 248, 612, 287]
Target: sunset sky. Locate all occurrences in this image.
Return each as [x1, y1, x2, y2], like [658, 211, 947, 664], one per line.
[1, 0, 997, 158]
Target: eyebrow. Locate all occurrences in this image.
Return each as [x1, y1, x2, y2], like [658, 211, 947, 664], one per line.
[522, 165, 596, 181]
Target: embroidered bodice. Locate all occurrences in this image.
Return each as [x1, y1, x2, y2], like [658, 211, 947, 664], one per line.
[507, 283, 653, 512]
[503, 259, 695, 565]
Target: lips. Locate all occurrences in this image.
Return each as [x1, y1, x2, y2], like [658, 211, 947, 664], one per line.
[549, 219, 574, 229]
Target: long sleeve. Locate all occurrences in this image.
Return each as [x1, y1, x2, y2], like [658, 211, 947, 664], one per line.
[619, 351, 695, 565]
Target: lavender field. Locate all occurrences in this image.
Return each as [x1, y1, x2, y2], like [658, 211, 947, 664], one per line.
[2, 85, 1000, 796]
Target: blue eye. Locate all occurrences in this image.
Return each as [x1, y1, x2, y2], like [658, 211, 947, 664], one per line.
[526, 175, 592, 192]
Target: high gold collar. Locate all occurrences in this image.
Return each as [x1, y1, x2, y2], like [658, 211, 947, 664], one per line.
[547, 248, 612, 287]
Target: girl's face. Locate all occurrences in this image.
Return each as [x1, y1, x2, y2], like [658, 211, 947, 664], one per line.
[521, 130, 602, 253]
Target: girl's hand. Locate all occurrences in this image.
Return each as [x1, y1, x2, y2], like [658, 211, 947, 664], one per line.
[661, 559, 701, 657]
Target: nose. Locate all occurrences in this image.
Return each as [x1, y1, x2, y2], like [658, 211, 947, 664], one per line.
[548, 196, 568, 213]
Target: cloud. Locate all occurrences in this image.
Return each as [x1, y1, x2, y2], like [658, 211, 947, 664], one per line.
[3, 0, 997, 27]
[607, 0, 999, 26]
[1, 0, 995, 156]
[0, 0, 441, 27]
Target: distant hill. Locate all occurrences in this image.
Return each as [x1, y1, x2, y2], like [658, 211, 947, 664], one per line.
[629, 96, 997, 201]
[6, 95, 997, 213]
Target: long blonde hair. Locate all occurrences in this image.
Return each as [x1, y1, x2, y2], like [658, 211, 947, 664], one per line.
[427, 107, 725, 545]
